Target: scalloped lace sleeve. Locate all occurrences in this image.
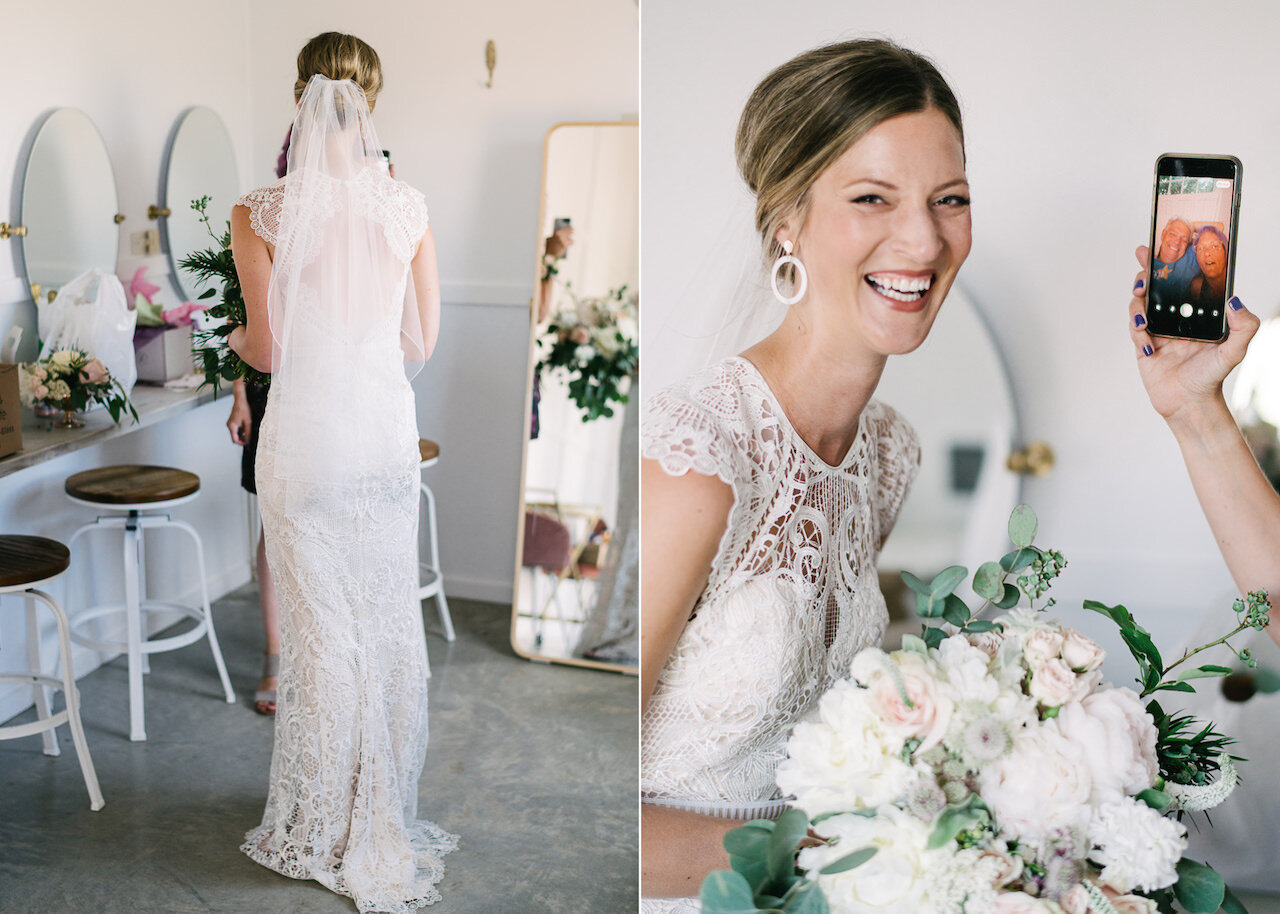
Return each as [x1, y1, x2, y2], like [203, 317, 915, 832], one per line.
[640, 371, 745, 488]
[234, 181, 286, 246]
[865, 400, 921, 552]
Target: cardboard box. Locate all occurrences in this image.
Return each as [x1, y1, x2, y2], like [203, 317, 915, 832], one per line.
[0, 364, 24, 458]
[134, 325, 194, 383]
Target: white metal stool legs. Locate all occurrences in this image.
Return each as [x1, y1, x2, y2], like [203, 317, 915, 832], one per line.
[0, 586, 105, 811]
[418, 478, 455, 643]
[69, 511, 235, 742]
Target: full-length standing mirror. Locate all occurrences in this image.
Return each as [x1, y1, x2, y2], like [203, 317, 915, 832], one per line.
[513, 121, 639, 674]
[161, 106, 240, 301]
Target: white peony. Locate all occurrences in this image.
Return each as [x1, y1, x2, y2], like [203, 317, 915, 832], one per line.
[980, 721, 1093, 844]
[1088, 798, 1187, 893]
[798, 806, 955, 914]
[1053, 688, 1158, 805]
[49, 349, 77, 370]
[777, 679, 915, 817]
[936, 636, 1000, 706]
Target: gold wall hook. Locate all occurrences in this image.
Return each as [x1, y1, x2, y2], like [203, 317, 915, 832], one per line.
[0, 222, 28, 240]
[1006, 440, 1055, 477]
[47, 289, 57, 304]
[485, 40, 497, 88]
[29, 283, 40, 302]
[147, 205, 170, 220]
[114, 213, 126, 224]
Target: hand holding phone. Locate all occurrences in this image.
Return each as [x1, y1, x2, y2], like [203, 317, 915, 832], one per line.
[1145, 154, 1242, 342]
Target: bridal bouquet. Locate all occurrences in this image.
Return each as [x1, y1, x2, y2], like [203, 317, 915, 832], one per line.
[19, 348, 138, 425]
[702, 505, 1266, 914]
[179, 195, 270, 389]
[538, 283, 638, 421]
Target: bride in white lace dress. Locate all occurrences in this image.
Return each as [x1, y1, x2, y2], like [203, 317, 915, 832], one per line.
[228, 34, 456, 912]
[640, 39, 973, 910]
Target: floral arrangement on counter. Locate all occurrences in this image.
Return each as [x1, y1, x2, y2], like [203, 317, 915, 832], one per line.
[701, 505, 1264, 914]
[18, 348, 138, 427]
[537, 283, 638, 422]
[179, 195, 270, 389]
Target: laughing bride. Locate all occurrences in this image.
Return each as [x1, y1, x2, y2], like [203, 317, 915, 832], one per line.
[640, 38, 972, 909]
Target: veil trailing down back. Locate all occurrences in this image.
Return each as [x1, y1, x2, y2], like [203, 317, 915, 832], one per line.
[235, 74, 457, 912]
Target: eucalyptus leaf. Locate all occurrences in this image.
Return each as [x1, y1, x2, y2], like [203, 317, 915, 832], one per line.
[1008, 504, 1037, 548]
[994, 582, 1021, 609]
[766, 808, 808, 885]
[972, 562, 1005, 600]
[900, 634, 928, 655]
[700, 870, 762, 914]
[1221, 886, 1248, 914]
[1173, 859, 1225, 914]
[1253, 665, 1280, 693]
[818, 846, 877, 875]
[922, 627, 946, 650]
[941, 595, 969, 628]
[999, 548, 1039, 573]
[1136, 788, 1173, 810]
[901, 571, 931, 596]
[725, 825, 772, 859]
[728, 854, 769, 891]
[916, 592, 943, 618]
[930, 565, 967, 597]
[964, 620, 1001, 633]
[785, 882, 830, 914]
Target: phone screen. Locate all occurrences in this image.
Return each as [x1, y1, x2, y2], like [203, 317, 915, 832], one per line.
[1147, 155, 1241, 342]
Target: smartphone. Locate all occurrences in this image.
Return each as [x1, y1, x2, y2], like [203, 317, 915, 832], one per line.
[1146, 154, 1242, 342]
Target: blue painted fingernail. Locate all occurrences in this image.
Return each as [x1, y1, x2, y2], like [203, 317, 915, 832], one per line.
[1134, 314, 1146, 328]
[1134, 279, 1144, 291]
[1230, 296, 1243, 311]
[1143, 344, 1153, 357]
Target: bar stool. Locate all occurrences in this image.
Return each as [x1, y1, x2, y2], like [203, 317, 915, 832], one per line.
[65, 465, 235, 742]
[418, 439, 454, 643]
[0, 535, 104, 810]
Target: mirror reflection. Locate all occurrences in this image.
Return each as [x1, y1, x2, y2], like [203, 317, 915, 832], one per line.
[163, 106, 240, 301]
[514, 122, 639, 673]
[874, 287, 1021, 642]
[20, 108, 120, 298]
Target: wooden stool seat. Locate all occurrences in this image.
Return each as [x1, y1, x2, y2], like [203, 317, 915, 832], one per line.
[66, 465, 200, 505]
[0, 536, 71, 588]
[418, 439, 440, 463]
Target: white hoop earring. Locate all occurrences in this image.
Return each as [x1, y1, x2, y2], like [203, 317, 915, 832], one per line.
[770, 240, 808, 305]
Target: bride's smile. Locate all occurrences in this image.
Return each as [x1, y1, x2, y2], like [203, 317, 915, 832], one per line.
[785, 106, 971, 359]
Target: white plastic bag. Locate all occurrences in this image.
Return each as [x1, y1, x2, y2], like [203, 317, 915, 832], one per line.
[37, 268, 138, 394]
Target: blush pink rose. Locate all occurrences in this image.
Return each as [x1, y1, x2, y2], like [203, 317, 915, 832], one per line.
[990, 891, 1059, 913]
[853, 650, 954, 752]
[966, 631, 1005, 659]
[80, 359, 108, 384]
[569, 326, 590, 345]
[1029, 657, 1079, 707]
[1102, 887, 1160, 914]
[1023, 627, 1066, 667]
[1061, 629, 1105, 672]
[1059, 885, 1089, 914]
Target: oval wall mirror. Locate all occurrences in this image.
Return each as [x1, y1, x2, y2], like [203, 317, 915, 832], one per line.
[161, 106, 240, 301]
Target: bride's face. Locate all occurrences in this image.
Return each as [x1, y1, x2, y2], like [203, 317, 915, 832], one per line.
[787, 107, 971, 357]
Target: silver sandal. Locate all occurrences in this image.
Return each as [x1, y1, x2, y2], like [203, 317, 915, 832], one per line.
[254, 652, 279, 715]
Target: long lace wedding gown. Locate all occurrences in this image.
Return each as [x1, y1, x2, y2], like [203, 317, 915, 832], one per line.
[639, 356, 920, 913]
[235, 171, 458, 912]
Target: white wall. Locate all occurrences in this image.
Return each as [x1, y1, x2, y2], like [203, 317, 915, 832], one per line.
[0, 0, 637, 722]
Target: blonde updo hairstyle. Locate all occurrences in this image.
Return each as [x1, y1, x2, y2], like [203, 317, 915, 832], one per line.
[295, 32, 384, 110]
[735, 39, 964, 268]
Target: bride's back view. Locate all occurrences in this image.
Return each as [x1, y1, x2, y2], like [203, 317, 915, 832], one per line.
[228, 32, 456, 912]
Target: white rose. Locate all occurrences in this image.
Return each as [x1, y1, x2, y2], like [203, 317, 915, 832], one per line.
[1061, 630, 1105, 672]
[853, 648, 954, 753]
[49, 349, 77, 369]
[1023, 628, 1066, 667]
[798, 807, 940, 914]
[1054, 689, 1158, 805]
[1088, 798, 1186, 893]
[777, 679, 916, 817]
[980, 721, 1092, 844]
[1107, 894, 1160, 914]
[1028, 658, 1079, 707]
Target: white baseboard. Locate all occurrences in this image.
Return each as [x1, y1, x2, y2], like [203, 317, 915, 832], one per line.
[443, 574, 512, 606]
[0, 562, 252, 726]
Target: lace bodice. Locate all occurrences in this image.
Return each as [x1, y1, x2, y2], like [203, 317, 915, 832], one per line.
[235, 168, 428, 266]
[640, 356, 919, 811]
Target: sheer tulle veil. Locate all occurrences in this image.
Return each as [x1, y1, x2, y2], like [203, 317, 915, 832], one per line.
[267, 74, 426, 514]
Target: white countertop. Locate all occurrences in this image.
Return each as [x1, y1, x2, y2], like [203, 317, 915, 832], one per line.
[0, 382, 227, 479]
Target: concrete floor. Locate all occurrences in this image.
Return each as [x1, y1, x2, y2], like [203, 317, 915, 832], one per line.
[0, 586, 638, 913]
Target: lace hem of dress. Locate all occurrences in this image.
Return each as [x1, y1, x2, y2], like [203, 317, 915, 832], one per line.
[241, 820, 459, 913]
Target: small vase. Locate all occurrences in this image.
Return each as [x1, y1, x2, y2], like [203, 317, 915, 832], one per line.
[56, 400, 84, 429]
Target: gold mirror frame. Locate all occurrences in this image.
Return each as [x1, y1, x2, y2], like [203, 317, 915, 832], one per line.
[511, 120, 639, 675]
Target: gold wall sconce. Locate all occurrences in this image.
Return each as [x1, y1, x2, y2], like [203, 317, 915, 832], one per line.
[114, 213, 126, 224]
[0, 222, 27, 240]
[485, 40, 497, 88]
[147, 205, 170, 220]
[1006, 440, 1055, 477]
